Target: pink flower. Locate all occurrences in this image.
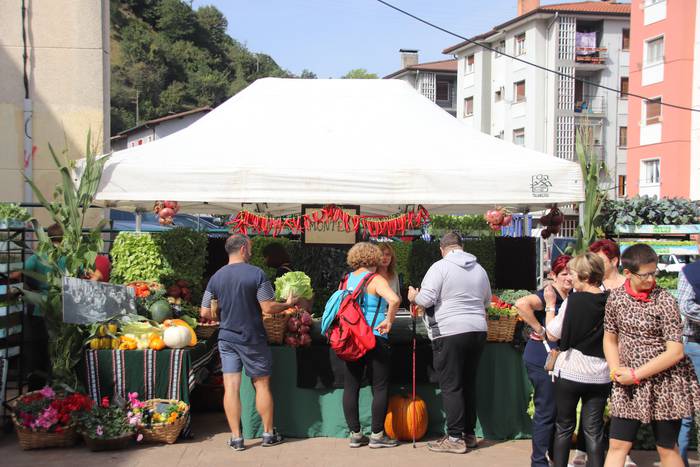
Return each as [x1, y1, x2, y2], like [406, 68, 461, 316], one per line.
[39, 386, 55, 399]
[33, 406, 59, 430]
[136, 433, 143, 442]
[96, 426, 104, 437]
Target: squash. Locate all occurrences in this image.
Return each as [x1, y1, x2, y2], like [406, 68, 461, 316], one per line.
[149, 335, 166, 351]
[163, 326, 191, 349]
[384, 394, 428, 441]
[163, 319, 197, 346]
[119, 335, 138, 350]
[149, 300, 173, 323]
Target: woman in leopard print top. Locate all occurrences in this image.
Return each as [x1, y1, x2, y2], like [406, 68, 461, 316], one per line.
[603, 244, 700, 467]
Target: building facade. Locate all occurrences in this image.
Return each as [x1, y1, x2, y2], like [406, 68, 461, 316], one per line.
[444, 1, 630, 197]
[384, 50, 458, 117]
[627, 0, 700, 200]
[111, 107, 211, 151]
[0, 1, 110, 207]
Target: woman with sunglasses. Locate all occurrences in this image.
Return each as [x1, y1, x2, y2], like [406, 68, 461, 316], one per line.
[603, 244, 700, 467]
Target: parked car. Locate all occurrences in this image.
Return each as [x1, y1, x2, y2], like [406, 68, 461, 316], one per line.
[658, 254, 698, 273]
[109, 211, 228, 235]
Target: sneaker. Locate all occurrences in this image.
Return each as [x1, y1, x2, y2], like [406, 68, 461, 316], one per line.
[427, 435, 468, 454]
[463, 433, 478, 449]
[368, 431, 398, 449]
[349, 431, 369, 448]
[262, 429, 283, 447]
[228, 436, 245, 451]
[624, 456, 637, 467]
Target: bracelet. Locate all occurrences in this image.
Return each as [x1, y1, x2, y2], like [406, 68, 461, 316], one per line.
[609, 368, 618, 382]
[545, 306, 555, 312]
[630, 368, 641, 385]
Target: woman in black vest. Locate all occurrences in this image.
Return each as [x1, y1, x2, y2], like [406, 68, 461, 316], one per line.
[545, 252, 610, 467]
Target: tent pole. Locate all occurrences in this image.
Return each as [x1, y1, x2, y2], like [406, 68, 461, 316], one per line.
[135, 210, 142, 233]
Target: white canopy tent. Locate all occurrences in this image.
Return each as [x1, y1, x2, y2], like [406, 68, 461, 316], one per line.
[92, 78, 583, 216]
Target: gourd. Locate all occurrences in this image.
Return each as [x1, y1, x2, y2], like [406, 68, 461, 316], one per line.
[149, 335, 166, 351]
[383, 394, 428, 441]
[163, 319, 197, 346]
[163, 326, 191, 349]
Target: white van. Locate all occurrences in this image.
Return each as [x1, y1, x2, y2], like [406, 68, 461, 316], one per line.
[658, 254, 698, 273]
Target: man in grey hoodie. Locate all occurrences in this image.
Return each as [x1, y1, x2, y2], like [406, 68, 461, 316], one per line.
[408, 232, 491, 454]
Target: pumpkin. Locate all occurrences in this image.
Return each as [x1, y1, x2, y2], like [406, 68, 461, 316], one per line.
[163, 319, 197, 346]
[163, 326, 191, 349]
[149, 335, 166, 351]
[384, 394, 428, 441]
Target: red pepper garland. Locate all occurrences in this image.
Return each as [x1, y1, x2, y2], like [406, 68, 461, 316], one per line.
[226, 204, 430, 237]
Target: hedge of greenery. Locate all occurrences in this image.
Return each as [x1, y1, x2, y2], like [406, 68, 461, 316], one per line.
[110, 228, 208, 303]
[249, 237, 496, 315]
[601, 196, 700, 234]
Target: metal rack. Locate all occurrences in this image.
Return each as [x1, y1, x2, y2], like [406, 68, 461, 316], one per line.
[0, 221, 27, 426]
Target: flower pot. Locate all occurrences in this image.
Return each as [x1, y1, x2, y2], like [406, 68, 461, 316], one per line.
[83, 432, 134, 451]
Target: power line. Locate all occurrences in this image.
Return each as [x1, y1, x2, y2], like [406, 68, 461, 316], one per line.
[376, 0, 700, 113]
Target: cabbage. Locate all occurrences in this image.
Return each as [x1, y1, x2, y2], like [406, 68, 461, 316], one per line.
[274, 271, 313, 301]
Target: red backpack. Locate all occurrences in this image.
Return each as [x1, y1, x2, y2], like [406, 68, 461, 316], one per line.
[326, 273, 380, 362]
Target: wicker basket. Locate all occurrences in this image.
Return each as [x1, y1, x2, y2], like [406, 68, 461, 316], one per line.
[486, 314, 519, 342]
[12, 422, 79, 450]
[139, 399, 189, 444]
[83, 432, 134, 451]
[262, 308, 297, 344]
[195, 323, 219, 341]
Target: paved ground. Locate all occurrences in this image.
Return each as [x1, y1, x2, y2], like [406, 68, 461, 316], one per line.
[0, 413, 693, 467]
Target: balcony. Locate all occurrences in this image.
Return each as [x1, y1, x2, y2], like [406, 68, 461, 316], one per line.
[574, 96, 606, 116]
[575, 48, 608, 70]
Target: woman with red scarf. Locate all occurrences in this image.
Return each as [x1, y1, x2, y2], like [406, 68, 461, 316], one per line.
[604, 244, 700, 467]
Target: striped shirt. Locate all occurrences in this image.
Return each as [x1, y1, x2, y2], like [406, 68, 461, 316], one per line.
[679, 271, 700, 339]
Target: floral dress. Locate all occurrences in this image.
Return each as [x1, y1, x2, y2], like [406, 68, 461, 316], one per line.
[604, 286, 700, 423]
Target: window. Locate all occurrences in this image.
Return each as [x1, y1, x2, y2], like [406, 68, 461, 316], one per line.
[494, 89, 502, 102]
[513, 128, 525, 146]
[645, 98, 661, 124]
[622, 29, 630, 50]
[463, 97, 474, 117]
[618, 175, 627, 197]
[642, 159, 660, 184]
[620, 77, 629, 99]
[646, 36, 664, 64]
[496, 40, 505, 56]
[436, 80, 450, 102]
[515, 33, 526, 56]
[514, 80, 526, 103]
[619, 126, 627, 147]
[465, 55, 474, 74]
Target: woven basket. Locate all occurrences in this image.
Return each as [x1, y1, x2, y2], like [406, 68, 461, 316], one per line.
[83, 432, 134, 451]
[486, 314, 519, 342]
[195, 323, 219, 341]
[9, 391, 79, 450]
[12, 424, 78, 450]
[139, 399, 189, 444]
[262, 308, 297, 344]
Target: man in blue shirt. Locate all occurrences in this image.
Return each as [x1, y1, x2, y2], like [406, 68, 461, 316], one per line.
[677, 235, 700, 467]
[200, 234, 297, 452]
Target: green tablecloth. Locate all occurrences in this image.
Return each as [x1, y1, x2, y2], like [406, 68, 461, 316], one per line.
[82, 338, 218, 404]
[240, 343, 532, 440]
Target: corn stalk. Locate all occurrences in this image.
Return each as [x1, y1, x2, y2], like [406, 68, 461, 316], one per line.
[23, 131, 109, 390]
[574, 124, 607, 254]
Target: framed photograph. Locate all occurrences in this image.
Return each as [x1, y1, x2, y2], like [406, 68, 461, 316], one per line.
[62, 277, 136, 325]
[301, 204, 360, 246]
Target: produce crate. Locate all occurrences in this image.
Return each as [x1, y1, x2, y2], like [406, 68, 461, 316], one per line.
[486, 315, 519, 342]
[263, 308, 297, 344]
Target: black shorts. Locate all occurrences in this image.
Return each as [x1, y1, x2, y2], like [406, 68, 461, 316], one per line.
[609, 417, 682, 449]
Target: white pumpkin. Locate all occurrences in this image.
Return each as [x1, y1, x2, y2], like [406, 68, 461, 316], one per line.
[163, 326, 191, 349]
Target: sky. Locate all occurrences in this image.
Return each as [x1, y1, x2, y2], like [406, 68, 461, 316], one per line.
[196, 0, 606, 78]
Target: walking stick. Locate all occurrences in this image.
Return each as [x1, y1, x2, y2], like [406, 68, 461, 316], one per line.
[410, 304, 418, 448]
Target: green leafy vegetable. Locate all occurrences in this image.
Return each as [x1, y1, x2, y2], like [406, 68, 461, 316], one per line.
[274, 271, 313, 301]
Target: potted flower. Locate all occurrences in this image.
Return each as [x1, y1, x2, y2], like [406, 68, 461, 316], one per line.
[10, 386, 93, 450]
[77, 392, 144, 451]
[139, 399, 189, 444]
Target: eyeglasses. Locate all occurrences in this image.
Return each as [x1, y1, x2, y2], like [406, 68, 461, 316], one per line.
[631, 269, 660, 280]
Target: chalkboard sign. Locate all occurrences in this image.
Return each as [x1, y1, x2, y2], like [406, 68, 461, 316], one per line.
[62, 277, 136, 324]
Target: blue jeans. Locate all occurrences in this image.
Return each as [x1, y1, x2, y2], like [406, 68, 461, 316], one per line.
[526, 361, 557, 467]
[679, 341, 700, 467]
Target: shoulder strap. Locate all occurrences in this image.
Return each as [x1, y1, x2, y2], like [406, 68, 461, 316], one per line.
[351, 272, 376, 301]
[338, 273, 349, 291]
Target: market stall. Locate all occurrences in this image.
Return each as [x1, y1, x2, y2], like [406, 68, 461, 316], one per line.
[71, 78, 587, 444]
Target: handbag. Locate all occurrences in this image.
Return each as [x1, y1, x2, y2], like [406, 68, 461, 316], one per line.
[542, 339, 560, 372]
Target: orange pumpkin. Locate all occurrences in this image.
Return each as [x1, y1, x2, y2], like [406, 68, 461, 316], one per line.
[149, 335, 166, 351]
[384, 394, 428, 441]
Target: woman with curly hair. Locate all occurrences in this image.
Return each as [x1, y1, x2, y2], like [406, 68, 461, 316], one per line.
[342, 242, 401, 449]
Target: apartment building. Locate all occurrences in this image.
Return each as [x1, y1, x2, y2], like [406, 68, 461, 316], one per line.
[384, 50, 458, 117]
[444, 0, 630, 197]
[627, 0, 700, 200]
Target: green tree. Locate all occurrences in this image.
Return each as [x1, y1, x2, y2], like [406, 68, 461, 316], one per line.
[300, 69, 317, 79]
[156, 0, 196, 41]
[342, 68, 378, 79]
